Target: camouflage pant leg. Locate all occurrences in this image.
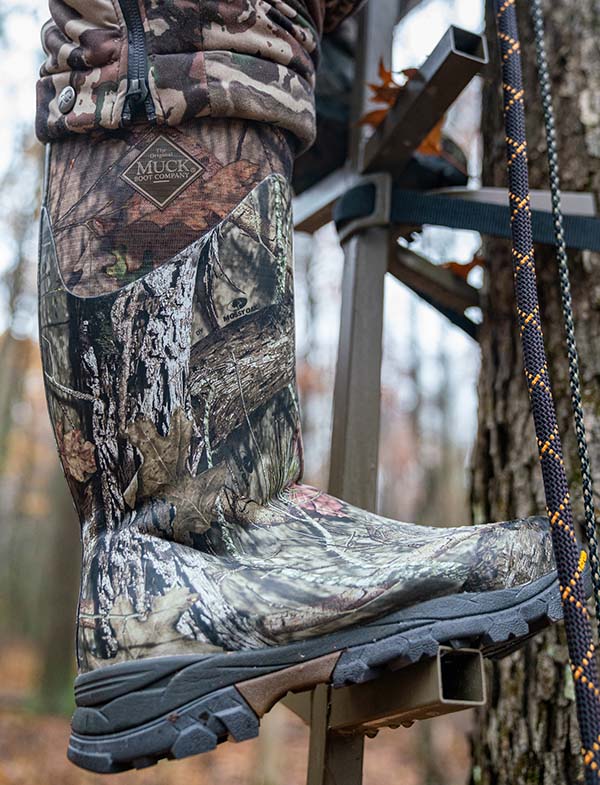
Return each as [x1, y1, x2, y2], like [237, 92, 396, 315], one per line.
[38, 1, 363, 298]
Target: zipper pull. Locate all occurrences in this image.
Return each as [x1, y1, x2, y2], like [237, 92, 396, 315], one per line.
[122, 77, 150, 124]
[126, 77, 148, 106]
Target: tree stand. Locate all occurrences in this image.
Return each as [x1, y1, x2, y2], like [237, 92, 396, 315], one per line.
[282, 648, 486, 785]
[285, 0, 600, 782]
[282, 5, 490, 782]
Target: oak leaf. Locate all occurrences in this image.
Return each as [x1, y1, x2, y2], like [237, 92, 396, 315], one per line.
[417, 117, 444, 156]
[378, 58, 394, 85]
[126, 408, 194, 498]
[126, 407, 226, 533]
[357, 109, 390, 128]
[105, 588, 208, 654]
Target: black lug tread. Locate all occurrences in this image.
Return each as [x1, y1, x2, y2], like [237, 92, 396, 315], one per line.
[68, 687, 259, 774]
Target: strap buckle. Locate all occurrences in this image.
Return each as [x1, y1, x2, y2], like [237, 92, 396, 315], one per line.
[337, 172, 393, 244]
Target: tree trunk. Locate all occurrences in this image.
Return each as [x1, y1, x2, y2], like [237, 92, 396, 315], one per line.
[472, 1, 600, 782]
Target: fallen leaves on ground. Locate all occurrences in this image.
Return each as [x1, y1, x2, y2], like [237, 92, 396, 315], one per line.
[0, 705, 472, 785]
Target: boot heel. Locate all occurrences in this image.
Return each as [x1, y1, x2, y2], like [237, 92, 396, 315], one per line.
[68, 649, 341, 773]
[68, 685, 259, 773]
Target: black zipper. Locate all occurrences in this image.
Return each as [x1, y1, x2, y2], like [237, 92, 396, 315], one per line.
[118, 0, 155, 123]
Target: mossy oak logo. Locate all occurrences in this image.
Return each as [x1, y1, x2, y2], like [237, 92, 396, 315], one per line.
[121, 136, 204, 209]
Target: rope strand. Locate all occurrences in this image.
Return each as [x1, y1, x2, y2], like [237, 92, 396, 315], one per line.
[530, 0, 600, 640]
[493, 1, 600, 779]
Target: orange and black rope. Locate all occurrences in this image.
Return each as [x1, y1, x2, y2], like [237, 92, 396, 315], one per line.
[530, 0, 600, 635]
[494, 0, 600, 780]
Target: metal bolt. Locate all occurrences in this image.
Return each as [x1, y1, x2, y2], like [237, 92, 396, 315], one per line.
[58, 85, 76, 114]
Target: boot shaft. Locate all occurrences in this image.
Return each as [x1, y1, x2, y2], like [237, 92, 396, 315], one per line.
[44, 119, 292, 297]
[38, 125, 558, 675]
[39, 124, 302, 549]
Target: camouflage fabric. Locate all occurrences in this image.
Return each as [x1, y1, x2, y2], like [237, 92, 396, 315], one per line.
[36, 1, 129, 142]
[36, 0, 367, 150]
[39, 172, 555, 671]
[47, 119, 292, 296]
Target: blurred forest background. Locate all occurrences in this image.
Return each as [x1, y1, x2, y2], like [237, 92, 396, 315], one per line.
[0, 0, 486, 783]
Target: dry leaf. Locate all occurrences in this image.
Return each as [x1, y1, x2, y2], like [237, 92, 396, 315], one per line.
[442, 255, 485, 279]
[417, 117, 444, 156]
[105, 588, 203, 655]
[378, 58, 394, 85]
[126, 407, 225, 533]
[401, 67, 420, 81]
[358, 58, 403, 128]
[359, 60, 446, 146]
[126, 408, 194, 499]
[367, 83, 401, 105]
[357, 108, 390, 128]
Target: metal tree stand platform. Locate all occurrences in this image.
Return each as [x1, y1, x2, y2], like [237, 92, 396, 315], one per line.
[273, 1, 598, 781]
[282, 647, 486, 784]
[279, 4, 490, 781]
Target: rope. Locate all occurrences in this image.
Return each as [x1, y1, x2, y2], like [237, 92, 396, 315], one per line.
[493, 1, 600, 780]
[530, 0, 600, 641]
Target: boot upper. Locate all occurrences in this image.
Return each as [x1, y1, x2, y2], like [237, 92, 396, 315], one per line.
[39, 166, 556, 671]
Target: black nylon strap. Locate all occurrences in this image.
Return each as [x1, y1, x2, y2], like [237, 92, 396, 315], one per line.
[334, 184, 600, 252]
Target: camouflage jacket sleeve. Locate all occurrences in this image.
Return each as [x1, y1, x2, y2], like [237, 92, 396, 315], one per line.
[36, 0, 366, 152]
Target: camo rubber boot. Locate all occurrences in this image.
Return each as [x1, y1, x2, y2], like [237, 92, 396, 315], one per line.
[37, 114, 562, 773]
[37, 0, 563, 775]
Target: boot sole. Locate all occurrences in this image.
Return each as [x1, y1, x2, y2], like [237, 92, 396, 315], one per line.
[68, 571, 562, 773]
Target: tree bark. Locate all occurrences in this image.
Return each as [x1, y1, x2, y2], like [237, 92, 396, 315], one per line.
[472, 1, 600, 782]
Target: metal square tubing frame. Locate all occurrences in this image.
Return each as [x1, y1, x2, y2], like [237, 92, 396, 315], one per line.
[361, 26, 488, 175]
[329, 15, 488, 504]
[280, 4, 491, 785]
[282, 5, 599, 779]
[282, 647, 487, 784]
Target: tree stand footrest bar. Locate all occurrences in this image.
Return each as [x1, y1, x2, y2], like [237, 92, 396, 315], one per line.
[281, 648, 486, 785]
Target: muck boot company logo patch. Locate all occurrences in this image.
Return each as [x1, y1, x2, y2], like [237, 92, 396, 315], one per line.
[121, 136, 204, 209]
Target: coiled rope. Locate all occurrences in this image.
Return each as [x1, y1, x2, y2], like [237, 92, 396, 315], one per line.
[494, 0, 600, 779]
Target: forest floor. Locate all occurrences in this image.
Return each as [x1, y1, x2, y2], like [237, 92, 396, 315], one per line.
[0, 640, 472, 785]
